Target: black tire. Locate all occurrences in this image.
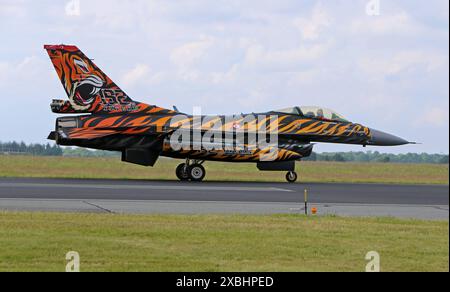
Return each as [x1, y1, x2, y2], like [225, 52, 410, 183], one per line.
[286, 171, 298, 183]
[176, 163, 190, 181]
[188, 164, 206, 182]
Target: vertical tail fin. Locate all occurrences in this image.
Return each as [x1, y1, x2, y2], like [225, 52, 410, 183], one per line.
[45, 45, 154, 114]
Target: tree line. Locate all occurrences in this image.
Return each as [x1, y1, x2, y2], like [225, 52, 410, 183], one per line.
[1, 141, 448, 164]
[0, 141, 63, 156]
[303, 151, 449, 164]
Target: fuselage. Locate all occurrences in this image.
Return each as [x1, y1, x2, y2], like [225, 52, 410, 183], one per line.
[51, 108, 371, 163]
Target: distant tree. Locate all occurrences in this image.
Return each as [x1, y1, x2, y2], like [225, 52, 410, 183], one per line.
[378, 156, 391, 163]
[333, 154, 346, 162]
[439, 156, 449, 164]
[303, 152, 317, 161]
[11, 141, 19, 152]
[19, 142, 27, 153]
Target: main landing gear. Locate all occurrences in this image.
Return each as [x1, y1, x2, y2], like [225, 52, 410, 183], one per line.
[286, 171, 298, 183]
[176, 159, 298, 183]
[176, 159, 206, 182]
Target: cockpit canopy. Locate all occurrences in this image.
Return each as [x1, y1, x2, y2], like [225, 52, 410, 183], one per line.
[274, 106, 349, 122]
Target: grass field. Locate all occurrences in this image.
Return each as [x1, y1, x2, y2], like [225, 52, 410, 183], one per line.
[0, 212, 447, 272]
[0, 155, 448, 184]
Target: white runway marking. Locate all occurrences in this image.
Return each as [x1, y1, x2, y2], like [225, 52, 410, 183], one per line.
[0, 182, 293, 193]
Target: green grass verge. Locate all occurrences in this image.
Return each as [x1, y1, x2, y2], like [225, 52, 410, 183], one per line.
[0, 212, 448, 272]
[0, 155, 448, 184]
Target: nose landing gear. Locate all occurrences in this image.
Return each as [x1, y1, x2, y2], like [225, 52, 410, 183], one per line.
[176, 159, 206, 182]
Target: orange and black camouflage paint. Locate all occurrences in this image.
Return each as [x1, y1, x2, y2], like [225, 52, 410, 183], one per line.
[46, 45, 372, 164]
[53, 112, 370, 162]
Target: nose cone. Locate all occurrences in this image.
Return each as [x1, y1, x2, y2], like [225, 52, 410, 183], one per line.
[368, 129, 409, 146]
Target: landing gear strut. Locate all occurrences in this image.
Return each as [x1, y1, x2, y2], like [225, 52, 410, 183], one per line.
[286, 171, 298, 183]
[176, 159, 206, 182]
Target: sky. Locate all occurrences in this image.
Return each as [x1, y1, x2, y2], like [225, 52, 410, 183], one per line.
[0, 0, 448, 154]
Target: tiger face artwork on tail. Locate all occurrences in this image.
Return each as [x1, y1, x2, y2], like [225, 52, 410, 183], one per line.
[70, 58, 103, 110]
[44, 45, 139, 114]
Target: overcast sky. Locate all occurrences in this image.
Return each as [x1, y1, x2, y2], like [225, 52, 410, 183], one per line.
[0, 0, 448, 153]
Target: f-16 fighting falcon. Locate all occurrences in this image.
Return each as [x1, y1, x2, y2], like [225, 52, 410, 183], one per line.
[45, 45, 413, 183]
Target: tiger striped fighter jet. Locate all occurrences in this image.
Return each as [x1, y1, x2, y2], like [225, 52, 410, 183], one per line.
[45, 45, 412, 182]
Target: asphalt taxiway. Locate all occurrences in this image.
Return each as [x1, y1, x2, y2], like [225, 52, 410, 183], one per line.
[0, 178, 448, 219]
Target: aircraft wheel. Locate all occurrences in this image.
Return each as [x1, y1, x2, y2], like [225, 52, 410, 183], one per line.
[188, 164, 206, 182]
[286, 171, 298, 183]
[176, 163, 190, 181]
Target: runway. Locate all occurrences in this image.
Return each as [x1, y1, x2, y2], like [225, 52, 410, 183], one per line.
[0, 178, 448, 219]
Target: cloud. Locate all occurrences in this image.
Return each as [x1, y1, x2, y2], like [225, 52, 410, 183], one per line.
[0, 0, 27, 18]
[287, 68, 322, 85]
[417, 107, 449, 127]
[293, 2, 331, 40]
[0, 56, 47, 87]
[170, 36, 215, 68]
[211, 64, 239, 84]
[243, 42, 331, 71]
[359, 50, 449, 78]
[120, 64, 166, 94]
[350, 11, 425, 36]
[76, 0, 146, 30]
[122, 64, 147, 86]
[0, 62, 9, 86]
[170, 36, 216, 81]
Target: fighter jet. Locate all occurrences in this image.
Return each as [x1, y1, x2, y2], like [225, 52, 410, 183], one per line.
[45, 45, 412, 183]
